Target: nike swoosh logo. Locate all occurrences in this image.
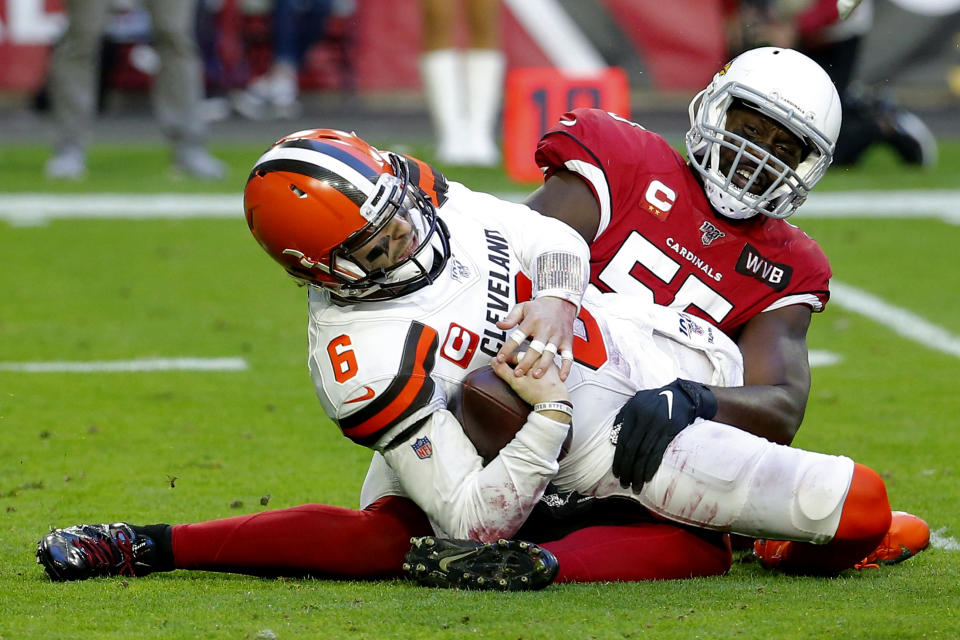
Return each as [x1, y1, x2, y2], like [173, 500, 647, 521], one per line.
[559, 116, 577, 126]
[345, 385, 376, 404]
[438, 549, 481, 572]
[659, 389, 674, 420]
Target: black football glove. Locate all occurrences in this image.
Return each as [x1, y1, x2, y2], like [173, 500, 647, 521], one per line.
[611, 379, 718, 491]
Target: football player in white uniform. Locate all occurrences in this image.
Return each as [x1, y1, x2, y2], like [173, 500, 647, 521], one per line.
[38, 129, 898, 588]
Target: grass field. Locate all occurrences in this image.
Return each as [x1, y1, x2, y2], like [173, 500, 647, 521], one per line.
[1, 137, 959, 639]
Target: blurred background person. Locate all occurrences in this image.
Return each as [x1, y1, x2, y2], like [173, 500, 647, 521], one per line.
[420, 0, 505, 166]
[231, 0, 355, 121]
[728, 0, 938, 167]
[797, 0, 938, 166]
[45, 0, 226, 180]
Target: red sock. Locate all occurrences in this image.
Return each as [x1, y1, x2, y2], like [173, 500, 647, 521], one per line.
[171, 496, 431, 578]
[543, 522, 732, 582]
[775, 463, 892, 574]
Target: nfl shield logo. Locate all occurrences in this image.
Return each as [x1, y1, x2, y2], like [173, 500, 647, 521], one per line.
[412, 437, 433, 459]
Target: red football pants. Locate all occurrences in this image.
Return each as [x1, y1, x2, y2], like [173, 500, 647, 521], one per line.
[172, 497, 432, 577]
[545, 523, 732, 581]
[171, 496, 730, 580]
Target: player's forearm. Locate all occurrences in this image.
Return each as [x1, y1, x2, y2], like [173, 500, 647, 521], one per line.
[383, 410, 567, 541]
[709, 384, 806, 445]
[457, 411, 570, 540]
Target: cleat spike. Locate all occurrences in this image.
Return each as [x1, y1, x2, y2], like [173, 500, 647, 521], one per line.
[403, 536, 558, 591]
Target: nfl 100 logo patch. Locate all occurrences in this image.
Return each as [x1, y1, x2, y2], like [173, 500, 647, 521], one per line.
[412, 437, 433, 459]
[449, 257, 471, 281]
[699, 221, 726, 246]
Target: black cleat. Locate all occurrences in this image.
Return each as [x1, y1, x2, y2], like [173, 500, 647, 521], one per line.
[403, 536, 559, 591]
[37, 523, 158, 582]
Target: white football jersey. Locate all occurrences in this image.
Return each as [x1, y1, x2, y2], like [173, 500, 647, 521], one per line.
[308, 181, 853, 545]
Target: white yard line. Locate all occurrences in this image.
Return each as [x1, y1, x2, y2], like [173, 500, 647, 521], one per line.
[4, 190, 960, 226]
[0, 193, 241, 226]
[801, 190, 960, 224]
[831, 281, 960, 359]
[0, 357, 249, 372]
[808, 350, 842, 367]
[931, 527, 960, 551]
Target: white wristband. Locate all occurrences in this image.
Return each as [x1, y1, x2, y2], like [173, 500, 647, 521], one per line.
[533, 401, 573, 418]
[533, 251, 587, 312]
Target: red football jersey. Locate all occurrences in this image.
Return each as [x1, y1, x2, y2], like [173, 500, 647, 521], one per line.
[535, 108, 831, 336]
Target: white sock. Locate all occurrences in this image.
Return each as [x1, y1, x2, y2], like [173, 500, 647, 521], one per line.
[420, 49, 469, 163]
[464, 49, 506, 166]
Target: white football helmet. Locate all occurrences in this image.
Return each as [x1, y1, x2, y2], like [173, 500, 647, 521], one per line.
[685, 47, 842, 220]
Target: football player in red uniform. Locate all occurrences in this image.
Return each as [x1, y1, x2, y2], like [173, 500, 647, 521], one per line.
[507, 47, 838, 486]
[493, 46, 927, 570]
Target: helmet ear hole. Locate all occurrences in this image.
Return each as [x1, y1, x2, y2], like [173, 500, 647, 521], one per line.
[290, 184, 307, 198]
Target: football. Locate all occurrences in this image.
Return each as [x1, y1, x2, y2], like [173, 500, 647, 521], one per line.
[454, 365, 571, 465]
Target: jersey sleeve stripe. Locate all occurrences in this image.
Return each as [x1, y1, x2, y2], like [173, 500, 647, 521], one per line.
[761, 291, 830, 313]
[563, 159, 611, 239]
[539, 129, 613, 240]
[339, 322, 438, 445]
